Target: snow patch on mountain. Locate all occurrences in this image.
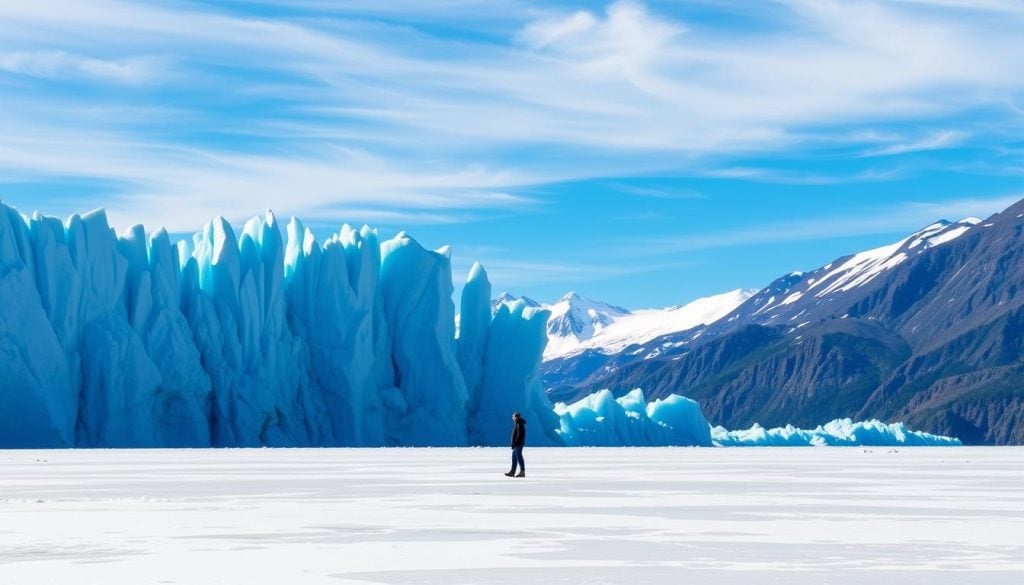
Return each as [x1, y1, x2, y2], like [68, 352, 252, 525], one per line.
[808, 218, 979, 298]
[746, 217, 982, 321]
[543, 292, 631, 354]
[565, 289, 757, 359]
[497, 289, 757, 359]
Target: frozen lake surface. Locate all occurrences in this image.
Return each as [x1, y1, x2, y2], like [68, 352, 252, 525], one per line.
[2, 447, 1023, 584]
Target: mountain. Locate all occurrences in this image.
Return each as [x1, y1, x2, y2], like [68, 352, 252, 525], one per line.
[497, 289, 754, 360]
[714, 217, 982, 329]
[491, 292, 540, 313]
[545, 201, 1024, 445]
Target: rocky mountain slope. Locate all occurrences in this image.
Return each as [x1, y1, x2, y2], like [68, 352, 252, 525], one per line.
[545, 201, 1024, 444]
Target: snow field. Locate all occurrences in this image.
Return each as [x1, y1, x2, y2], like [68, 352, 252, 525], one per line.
[2, 447, 1022, 584]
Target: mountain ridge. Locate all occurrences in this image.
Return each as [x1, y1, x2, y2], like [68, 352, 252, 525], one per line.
[540, 199, 1024, 444]
[496, 288, 755, 360]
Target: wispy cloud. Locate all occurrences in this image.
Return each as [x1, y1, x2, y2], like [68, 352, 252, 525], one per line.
[612, 184, 705, 200]
[628, 195, 1023, 257]
[454, 255, 698, 291]
[0, 0, 1021, 232]
[0, 50, 165, 84]
[862, 130, 970, 157]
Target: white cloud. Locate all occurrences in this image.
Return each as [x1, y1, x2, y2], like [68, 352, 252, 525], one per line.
[519, 1, 683, 78]
[0, 50, 165, 84]
[612, 184, 705, 200]
[452, 255, 697, 292]
[0, 0, 1021, 231]
[892, 0, 1024, 15]
[520, 10, 597, 49]
[629, 195, 1023, 256]
[863, 130, 970, 157]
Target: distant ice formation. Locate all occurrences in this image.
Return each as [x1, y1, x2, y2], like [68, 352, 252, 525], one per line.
[554, 389, 713, 446]
[551, 390, 960, 447]
[711, 419, 963, 447]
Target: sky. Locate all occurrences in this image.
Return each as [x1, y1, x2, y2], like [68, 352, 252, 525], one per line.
[0, 0, 1022, 308]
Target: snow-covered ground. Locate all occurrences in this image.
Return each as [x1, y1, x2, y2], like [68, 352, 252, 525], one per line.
[2, 447, 1022, 584]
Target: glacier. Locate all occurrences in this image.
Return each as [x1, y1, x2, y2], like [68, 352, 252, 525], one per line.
[0, 203, 561, 448]
[0, 201, 964, 448]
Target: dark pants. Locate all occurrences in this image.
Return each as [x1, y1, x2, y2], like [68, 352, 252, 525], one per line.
[510, 445, 525, 474]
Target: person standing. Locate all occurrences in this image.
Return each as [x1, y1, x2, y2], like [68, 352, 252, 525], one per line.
[505, 412, 526, 478]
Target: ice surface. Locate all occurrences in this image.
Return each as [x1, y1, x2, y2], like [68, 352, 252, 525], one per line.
[712, 418, 963, 446]
[1, 448, 1020, 585]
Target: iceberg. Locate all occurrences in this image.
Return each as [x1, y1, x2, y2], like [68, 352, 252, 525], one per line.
[554, 389, 713, 446]
[711, 419, 963, 447]
[553, 389, 961, 447]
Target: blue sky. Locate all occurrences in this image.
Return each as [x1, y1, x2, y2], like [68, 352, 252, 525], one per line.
[0, 0, 1022, 308]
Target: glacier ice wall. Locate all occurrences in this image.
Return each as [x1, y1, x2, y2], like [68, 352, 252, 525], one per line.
[379, 234, 468, 446]
[0, 202, 553, 448]
[459, 263, 563, 445]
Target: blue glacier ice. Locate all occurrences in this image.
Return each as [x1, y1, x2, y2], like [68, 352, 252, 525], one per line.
[552, 391, 961, 447]
[459, 262, 563, 445]
[379, 234, 468, 446]
[0, 201, 964, 448]
[554, 389, 713, 446]
[711, 419, 963, 446]
[0, 202, 549, 447]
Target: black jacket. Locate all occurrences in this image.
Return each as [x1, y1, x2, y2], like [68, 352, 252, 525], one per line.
[511, 417, 526, 448]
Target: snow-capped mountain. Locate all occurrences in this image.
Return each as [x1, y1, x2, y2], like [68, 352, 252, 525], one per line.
[546, 292, 630, 339]
[732, 217, 982, 326]
[549, 201, 1024, 445]
[496, 289, 755, 360]
[490, 292, 540, 313]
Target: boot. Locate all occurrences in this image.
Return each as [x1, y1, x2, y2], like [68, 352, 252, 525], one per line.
[504, 471, 515, 477]
[515, 472, 526, 478]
